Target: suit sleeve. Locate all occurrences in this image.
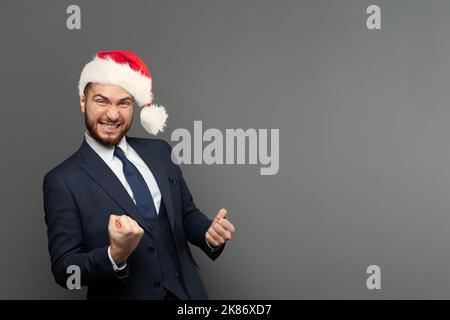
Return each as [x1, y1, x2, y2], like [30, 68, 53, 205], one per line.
[43, 172, 128, 289]
[162, 141, 225, 260]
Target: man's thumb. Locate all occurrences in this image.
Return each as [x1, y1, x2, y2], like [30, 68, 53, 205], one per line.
[215, 208, 228, 220]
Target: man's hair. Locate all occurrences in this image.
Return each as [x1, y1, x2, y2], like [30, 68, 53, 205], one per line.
[83, 82, 93, 98]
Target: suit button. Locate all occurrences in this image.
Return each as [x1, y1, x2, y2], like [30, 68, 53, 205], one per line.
[147, 247, 155, 254]
[175, 272, 180, 278]
[154, 281, 161, 288]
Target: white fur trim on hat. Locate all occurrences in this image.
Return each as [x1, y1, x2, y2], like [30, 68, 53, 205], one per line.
[78, 56, 153, 106]
[140, 104, 168, 135]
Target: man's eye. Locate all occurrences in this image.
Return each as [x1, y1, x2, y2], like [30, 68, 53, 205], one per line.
[120, 101, 131, 106]
[95, 99, 106, 104]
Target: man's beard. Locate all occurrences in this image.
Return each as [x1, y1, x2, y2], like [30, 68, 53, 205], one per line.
[85, 113, 132, 147]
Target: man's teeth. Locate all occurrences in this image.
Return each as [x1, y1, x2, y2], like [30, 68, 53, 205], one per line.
[102, 123, 120, 129]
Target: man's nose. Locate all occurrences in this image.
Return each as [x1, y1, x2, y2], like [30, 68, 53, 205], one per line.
[106, 105, 120, 121]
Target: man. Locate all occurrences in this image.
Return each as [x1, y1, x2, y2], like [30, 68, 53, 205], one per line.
[43, 50, 235, 300]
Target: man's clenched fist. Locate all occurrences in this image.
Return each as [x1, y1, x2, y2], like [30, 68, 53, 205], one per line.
[206, 209, 235, 249]
[108, 214, 144, 264]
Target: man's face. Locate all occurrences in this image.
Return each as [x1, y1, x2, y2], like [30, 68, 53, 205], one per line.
[80, 83, 134, 147]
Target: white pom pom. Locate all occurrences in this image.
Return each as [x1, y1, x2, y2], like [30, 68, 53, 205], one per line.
[140, 104, 168, 135]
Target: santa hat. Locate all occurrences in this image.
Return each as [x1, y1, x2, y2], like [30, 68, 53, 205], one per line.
[78, 50, 168, 135]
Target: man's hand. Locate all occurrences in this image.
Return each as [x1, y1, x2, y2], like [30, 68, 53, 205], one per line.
[108, 214, 144, 264]
[206, 208, 235, 249]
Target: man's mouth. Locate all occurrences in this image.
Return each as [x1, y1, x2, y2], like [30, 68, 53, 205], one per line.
[99, 122, 122, 133]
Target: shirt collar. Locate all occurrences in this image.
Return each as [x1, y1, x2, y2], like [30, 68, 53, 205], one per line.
[84, 130, 129, 162]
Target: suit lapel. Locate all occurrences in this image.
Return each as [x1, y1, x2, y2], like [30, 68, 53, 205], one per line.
[77, 139, 154, 237]
[127, 137, 176, 232]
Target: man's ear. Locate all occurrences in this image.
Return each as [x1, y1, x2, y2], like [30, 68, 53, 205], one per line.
[80, 95, 86, 113]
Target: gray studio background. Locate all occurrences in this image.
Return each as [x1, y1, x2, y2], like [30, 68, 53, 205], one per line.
[1, 0, 450, 299]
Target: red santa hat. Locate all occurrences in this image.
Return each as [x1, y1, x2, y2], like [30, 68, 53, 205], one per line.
[78, 50, 168, 135]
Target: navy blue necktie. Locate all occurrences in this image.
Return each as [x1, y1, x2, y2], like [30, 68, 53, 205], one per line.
[114, 146, 158, 219]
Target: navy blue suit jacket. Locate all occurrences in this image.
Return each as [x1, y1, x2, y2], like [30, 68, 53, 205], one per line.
[43, 136, 224, 299]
